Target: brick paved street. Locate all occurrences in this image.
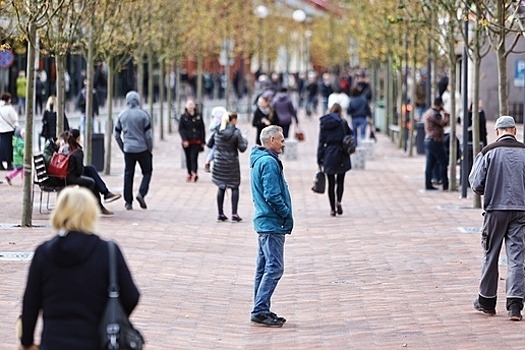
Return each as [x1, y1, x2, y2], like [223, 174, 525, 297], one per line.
[1, 111, 523, 349]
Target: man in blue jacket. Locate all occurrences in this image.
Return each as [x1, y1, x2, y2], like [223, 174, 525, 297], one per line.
[249, 125, 293, 327]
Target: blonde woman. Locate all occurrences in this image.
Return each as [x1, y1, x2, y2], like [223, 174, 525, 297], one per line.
[41, 95, 70, 141]
[208, 112, 248, 221]
[19, 186, 140, 350]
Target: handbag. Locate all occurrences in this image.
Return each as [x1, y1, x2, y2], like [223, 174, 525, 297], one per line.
[99, 241, 144, 350]
[294, 127, 305, 142]
[311, 166, 326, 194]
[47, 152, 72, 179]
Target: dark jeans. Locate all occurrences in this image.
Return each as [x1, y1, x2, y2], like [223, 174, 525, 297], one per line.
[67, 175, 101, 207]
[327, 173, 346, 211]
[124, 150, 153, 205]
[83, 164, 108, 195]
[352, 117, 367, 146]
[0, 131, 14, 163]
[183, 144, 201, 175]
[252, 233, 285, 316]
[424, 139, 448, 189]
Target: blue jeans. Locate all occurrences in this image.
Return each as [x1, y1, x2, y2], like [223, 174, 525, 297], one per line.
[124, 150, 153, 204]
[352, 117, 367, 146]
[83, 164, 108, 195]
[252, 233, 286, 316]
[424, 139, 448, 189]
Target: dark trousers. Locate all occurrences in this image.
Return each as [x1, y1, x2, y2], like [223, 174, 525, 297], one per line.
[217, 187, 239, 215]
[424, 139, 448, 189]
[327, 173, 346, 211]
[183, 144, 201, 175]
[83, 164, 108, 195]
[67, 175, 101, 207]
[124, 151, 153, 205]
[0, 131, 14, 164]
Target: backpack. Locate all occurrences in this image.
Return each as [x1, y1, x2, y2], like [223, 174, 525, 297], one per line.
[342, 134, 356, 155]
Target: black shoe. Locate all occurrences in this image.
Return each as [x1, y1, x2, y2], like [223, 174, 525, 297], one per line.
[425, 186, 438, 191]
[250, 313, 285, 328]
[136, 194, 147, 209]
[218, 214, 228, 222]
[269, 312, 287, 323]
[104, 192, 122, 203]
[231, 214, 242, 222]
[509, 307, 522, 321]
[473, 299, 496, 315]
[125, 203, 133, 210]
[336, 204, 343, 215]
[330, 210, 336, 217]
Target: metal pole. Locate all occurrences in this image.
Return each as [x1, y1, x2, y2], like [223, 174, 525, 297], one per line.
[461, 19, 469, 198]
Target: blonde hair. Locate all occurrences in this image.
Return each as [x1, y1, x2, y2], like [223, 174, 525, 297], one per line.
[50, 186, 100, 233]
[46, 95, 56, 111]
[219, 112, 230, 131]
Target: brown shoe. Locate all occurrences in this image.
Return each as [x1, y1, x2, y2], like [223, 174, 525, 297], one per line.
[101, 206, 114, 216]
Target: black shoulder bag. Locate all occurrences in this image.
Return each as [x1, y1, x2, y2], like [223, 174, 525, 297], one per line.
[99, 241, 144, 350]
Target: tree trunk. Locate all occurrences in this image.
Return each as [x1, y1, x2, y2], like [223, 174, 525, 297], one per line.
[159, 58, 165, 141]
[21, 22, 37, 227]
[167, 62, 173, 135]
[137, 50, 144, 104]
[196, 55, 203, 106]
[408, 33, 417, 157]
[148, 52, 154, 146]
[472, 38, 482, 208]
[84, 11, 96, 165]
[55, 54, 65, 135]
[104, 57, 115, 175]
[448, 61, 458, 191]
[496, 42, 508, 116]
[176, 61, 182, 118]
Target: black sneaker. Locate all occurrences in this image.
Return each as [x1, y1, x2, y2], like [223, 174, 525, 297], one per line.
[473, 299, 496, 315]
[509, 308, 522, 321]
[231, 214, 242, 222]
[218, 214, 228, 222]
[125, 203, 133, 210]
[104, 192, 122, 203]
[251, 313, 284, 328]
[136, 194, 147, 209]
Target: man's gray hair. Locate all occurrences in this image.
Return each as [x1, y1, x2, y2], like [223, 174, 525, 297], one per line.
[260, 125, 283, 146]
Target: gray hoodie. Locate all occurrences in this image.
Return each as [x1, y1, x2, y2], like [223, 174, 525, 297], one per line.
[114, 91, 153, 153]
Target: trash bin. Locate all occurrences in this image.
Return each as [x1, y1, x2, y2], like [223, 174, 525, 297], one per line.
[92, 133, 105, 172]
[416, 122, 425, 155]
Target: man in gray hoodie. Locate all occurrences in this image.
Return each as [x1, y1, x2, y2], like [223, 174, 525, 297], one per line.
[114, 91, 153, 210]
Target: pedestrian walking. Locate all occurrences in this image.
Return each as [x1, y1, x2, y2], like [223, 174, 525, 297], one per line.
[76, 79, 99, 136]
[271, 87, 298, 139]
[422, 97, 449, 191]
[470, 116, 525, 321]
[18, 186, 140, 350]
[5, 128, 24, 185]
[347, 87, 371, 145]
[249, 125, 293, 327]
[16, 70, 27, 116]
[40, 95, 70, 141]
[317, 103, 352, 217]
[179, 99, 205, 182]
[0, 93, 19, 170]
[252, 96, 275, 145]
[208, 112, 248, 222]
[114, 91, 153, 210]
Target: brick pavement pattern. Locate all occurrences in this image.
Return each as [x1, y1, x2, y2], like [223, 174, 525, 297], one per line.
[0, 113, 522, 349]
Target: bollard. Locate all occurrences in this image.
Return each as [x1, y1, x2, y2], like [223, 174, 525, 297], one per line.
[361, 139, 375, 160]
[351, 146, 366, 169]
[284, 138, 298, 160]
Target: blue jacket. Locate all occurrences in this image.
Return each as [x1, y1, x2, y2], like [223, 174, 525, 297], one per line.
[347, 95, 371, 119]
[250, 146, 294, 234]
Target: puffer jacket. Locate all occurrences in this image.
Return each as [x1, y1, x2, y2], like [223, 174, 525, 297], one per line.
[208, 124, 248, 189]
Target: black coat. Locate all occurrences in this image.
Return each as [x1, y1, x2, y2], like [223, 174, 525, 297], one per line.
[252, 107, 276, 145]
[21, 231, 140, 349]
[317, 113, 352, 175]
[41, 110, 70, 140]
[179, 109, 206, 145]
